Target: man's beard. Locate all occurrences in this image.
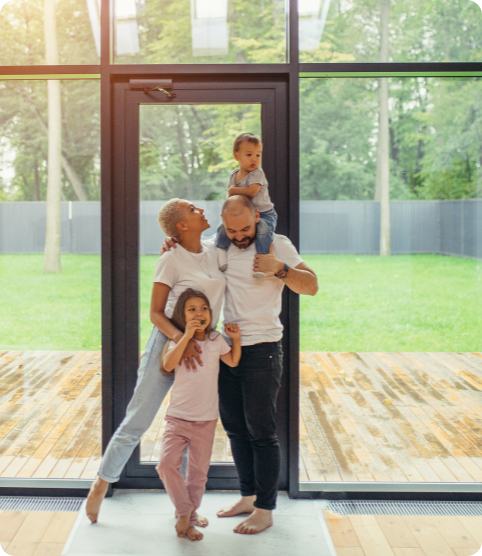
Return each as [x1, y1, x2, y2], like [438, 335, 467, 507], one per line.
[232, 235, 255, 249]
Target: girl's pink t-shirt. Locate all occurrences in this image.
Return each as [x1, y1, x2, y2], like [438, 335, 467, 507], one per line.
[165, 333, 231, 421]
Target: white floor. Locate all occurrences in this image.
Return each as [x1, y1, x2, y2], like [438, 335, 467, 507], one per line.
[62, 491, 336, 556]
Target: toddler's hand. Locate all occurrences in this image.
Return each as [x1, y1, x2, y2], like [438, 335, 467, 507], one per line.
[224, 323, 241, 340]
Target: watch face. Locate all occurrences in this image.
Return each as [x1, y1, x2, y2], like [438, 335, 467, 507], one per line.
[277, 270, 288, 279]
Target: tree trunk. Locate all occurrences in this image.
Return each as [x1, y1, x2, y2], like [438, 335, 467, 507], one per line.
[175, 106, 194, 199]
[21, 89, 88, 201]
[33, 159, 40, 201]
[375, 0, 391, 256]
[43, 0, 62, 272]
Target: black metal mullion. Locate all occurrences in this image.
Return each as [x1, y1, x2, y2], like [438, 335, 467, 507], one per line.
[0, 65, 100, 75]
[300, 62, 482, 74]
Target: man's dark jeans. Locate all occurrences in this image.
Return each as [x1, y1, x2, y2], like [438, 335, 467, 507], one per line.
[218, 340, 283, 511]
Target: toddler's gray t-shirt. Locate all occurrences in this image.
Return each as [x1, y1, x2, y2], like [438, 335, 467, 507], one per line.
[227, 167, 274, 212]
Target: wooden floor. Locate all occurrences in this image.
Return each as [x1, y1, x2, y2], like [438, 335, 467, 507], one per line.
[323, 509, 482, 555]
[300, 351, 482, 483]
[0, 511, 77, 556]
[1, 350, 482, 482]
[2, 509, 482, 556]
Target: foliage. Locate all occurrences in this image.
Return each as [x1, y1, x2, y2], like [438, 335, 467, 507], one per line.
[301, 76, 482, 201]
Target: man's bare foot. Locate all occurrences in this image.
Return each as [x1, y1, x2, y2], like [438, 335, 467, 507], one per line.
[175, 513, 191, 538]
[217, 495, 256, 517]
[234, 508, 273, 535]
[86, 477, 109, 524]
[175, 512, 208, 527]
[187, 526, 203, 541]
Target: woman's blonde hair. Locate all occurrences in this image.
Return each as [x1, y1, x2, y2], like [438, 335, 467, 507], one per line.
[160, 288, 217, 373]
[157, 198, 183, 238]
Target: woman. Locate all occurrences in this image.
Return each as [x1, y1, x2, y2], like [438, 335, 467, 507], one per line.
[86, 199, 226, 525]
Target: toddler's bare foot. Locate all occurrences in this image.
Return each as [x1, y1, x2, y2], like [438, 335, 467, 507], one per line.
[187, 525, 204, 541]
[175, 511, 208, 527]
[86, 477, 109, 524]
[217, 495, 256, 517]
[234, 508, 273, 535]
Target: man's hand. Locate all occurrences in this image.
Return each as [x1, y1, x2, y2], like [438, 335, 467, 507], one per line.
[160, 237, 180, 255]
[253, 243, 284, 275]
[181, 338, 203, 372]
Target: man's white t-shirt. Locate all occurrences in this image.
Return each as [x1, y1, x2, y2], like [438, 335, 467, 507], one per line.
[153, 239, 226, 327]
[222, 234, 304, 346]
[165, 333, 231, 421]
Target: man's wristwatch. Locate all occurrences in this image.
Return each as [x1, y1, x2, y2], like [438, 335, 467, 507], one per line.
[275, 263, 289, 279]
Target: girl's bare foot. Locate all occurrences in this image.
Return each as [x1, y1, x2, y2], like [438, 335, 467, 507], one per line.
[217, 495, 256, 517]
[187, 525, 203, 541]
[86, 477, 109, 524]
[175, 512, 208, 527]
[175, 513, 191, 538]
[234, 507, 273, 534]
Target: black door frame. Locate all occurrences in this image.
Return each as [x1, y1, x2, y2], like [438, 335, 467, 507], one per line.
[108, 76, 296, 490]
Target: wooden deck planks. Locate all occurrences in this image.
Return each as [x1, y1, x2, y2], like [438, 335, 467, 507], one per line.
[1, 350, 482, 482]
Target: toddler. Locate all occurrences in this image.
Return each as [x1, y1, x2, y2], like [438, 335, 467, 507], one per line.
[216, 132, 277, 278]
[156, 288, 241, 541]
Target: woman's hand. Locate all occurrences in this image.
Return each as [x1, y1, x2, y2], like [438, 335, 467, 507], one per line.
[224, 323, 241, 340]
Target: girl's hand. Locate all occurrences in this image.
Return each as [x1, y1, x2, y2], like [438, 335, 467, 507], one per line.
[184, 319, 204, 339]
[224, 323, 241, 340]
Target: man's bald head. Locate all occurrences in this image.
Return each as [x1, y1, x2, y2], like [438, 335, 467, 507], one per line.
[221, 195, 260, 249]
[222, 195, 256, 218]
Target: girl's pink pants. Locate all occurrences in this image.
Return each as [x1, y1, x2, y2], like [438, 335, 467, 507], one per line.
[156, 416, 217, 526]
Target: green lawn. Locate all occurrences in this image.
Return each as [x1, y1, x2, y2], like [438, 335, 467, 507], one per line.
[1, 254, 481, 352]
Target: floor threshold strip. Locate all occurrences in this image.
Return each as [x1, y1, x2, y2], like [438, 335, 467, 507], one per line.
[327, 500, 482, 517]
[0, 496, 84, 512]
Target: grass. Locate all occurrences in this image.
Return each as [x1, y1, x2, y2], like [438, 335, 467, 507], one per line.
[1, 254, 481, 352]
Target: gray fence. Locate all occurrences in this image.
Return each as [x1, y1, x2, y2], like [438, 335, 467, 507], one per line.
[1, 199, 481, 258]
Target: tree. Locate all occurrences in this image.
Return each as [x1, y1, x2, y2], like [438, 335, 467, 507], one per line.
[376, 0, 391, 256]
[43, 0, 62, 272]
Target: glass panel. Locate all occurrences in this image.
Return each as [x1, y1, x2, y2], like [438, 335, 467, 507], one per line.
[299, 0, 482, 63]
[299, 77, 482, 484]
[113, 0, 286, 64]
[0, 79, 101, 480]
[139, 103, 261, 463]
[0, 0, 99, 65]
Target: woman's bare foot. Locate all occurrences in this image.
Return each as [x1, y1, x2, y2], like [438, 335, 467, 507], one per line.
[175, 513, 191, 538]
[234, 508, 273, 535]
[85, 477, 109, 524]
[187, 526, 204, 541]
[175, 512, 208, 527]
[217, 495, 256, 517]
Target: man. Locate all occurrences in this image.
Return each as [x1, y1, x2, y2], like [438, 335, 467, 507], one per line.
[216, 195, 318, 534]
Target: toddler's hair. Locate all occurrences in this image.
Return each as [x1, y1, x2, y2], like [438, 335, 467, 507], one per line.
[233, 132, 261, 152]
[160, 288, 216, 373]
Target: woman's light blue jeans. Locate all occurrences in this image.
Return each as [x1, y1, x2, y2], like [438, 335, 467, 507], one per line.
[98, 326, 174, 483]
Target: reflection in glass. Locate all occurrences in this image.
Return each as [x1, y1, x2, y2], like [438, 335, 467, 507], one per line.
[138, 103, 261, 463]
[299, 77, 482, 483]
[0, 0, 99, 65]
[114, 0, 286, 64]
[299, 0, 482, 63]
[0, 79, 101, 480]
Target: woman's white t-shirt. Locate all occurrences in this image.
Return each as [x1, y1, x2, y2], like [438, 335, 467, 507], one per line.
[153, 238, 225, 327]
[165, 333, 231, 421]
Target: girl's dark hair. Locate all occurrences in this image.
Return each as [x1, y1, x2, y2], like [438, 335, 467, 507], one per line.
[233, 132, 260, 152]
[160, 288, 216, 373]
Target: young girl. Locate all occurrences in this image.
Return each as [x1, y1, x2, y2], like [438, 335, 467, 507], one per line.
[156, 288, 241, 541]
